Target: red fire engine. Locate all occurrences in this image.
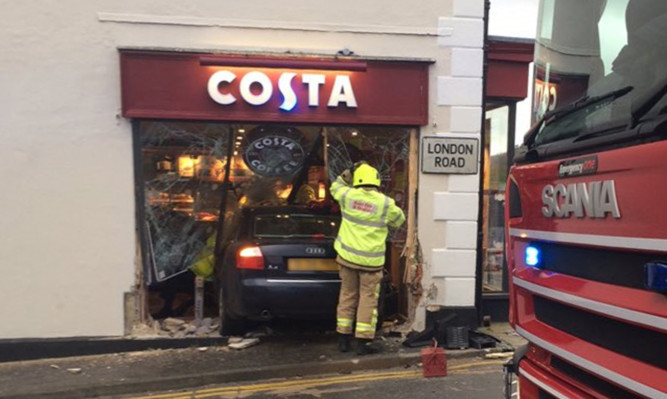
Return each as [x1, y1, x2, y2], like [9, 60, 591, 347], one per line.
[503, 0, 667, 398]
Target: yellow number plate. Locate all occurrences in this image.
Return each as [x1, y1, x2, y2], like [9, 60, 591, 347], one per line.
[287, 258, 339, 272]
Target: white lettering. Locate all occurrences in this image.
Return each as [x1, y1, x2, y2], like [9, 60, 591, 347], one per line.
[208, 70, 358, 110]
[327, 75, 358, 108]
[541, 180, 621, 219]
[302, 74, 325, 107]
[207, 71, 237, 105]
[598, 180, 621, 218]
[541, 185, 555, 217]
[239, 71, 272, 106]
[278, 73, 297, 111]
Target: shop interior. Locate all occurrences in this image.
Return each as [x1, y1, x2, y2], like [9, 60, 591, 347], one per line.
[136, 121, 412, 332]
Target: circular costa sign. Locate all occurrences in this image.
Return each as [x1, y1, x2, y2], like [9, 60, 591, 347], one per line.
[244, 135, 305, 177]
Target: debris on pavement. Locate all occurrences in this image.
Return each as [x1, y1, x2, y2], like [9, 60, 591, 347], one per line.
[129, 317, 222, 339]
[66, 368, 83, 374]
[484, 352, 514, 359]
[228, 338, 260, 350]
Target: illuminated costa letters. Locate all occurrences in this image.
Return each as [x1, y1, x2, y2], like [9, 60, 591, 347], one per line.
[207, 70, 357, 110]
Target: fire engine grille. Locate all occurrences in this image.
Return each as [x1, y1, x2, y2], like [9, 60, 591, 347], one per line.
[529, 241, 662, 290]
[551, 357, 642, 399]
[533, 296, 667, 370]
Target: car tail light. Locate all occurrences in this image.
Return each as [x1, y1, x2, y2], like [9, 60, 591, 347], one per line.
[236, 246, 265, 270]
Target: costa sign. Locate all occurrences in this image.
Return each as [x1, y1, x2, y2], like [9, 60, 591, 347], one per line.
[120, 51, 429, 125]
[207, 70, 358, 111]
[244, 135, 305, 177]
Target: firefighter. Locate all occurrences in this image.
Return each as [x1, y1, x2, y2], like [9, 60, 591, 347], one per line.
[330, 162, 406, 355]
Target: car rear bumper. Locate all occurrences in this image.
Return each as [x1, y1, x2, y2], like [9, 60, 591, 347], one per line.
[228, 277, 341, 320]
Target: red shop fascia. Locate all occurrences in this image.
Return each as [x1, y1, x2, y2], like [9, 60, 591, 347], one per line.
[119, 50, 430, 126]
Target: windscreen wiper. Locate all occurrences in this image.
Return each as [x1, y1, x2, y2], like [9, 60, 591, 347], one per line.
[543, 85, 634, 126]
[629, 76, 667, 128]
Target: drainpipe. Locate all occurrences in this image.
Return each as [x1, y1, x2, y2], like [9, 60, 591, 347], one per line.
[474, 0, 491, 327]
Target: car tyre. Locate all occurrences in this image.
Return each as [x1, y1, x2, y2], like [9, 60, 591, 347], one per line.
[218, 284, 245, 336]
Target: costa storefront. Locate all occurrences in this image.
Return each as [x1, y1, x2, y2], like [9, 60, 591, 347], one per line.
[1, 1, 497, 342]
[120, 50, 429, 326]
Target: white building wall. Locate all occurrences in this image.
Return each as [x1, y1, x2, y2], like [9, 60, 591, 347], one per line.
[0, 0, 484, 338]
[414, 0, 485, 331]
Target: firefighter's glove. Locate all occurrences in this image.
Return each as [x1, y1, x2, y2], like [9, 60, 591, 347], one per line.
[340, 168, 353, 185]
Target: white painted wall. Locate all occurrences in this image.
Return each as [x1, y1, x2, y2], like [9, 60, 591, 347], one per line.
[0, 0, 485, 338]
[413, 0, 485, 331]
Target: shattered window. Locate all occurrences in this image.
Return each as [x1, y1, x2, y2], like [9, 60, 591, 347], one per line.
[138, 122, 411, 284]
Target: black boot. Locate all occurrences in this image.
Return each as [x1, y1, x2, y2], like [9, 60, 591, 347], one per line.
[356, 339, 382, 355]
[337, 333, 352, 353]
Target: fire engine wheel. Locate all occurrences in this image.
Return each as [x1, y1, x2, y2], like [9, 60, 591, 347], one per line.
[218, 285, 245, 336]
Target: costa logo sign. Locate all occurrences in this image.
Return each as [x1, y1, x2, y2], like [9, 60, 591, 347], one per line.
[207, 70, 358, 111]
[541, 180, 620, 219]
[244, 135, 305, 177]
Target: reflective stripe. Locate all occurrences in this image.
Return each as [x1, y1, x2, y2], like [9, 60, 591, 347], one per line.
[380, 196, 389, 223]
[337, 318, 353, 327]
[331, 185, 350, 198]
[388, 211, 403, 225]
[509, 228, 667, 252]
[336, 237, 385, 258]
[341, 189, 351, 208]
[356, 322, 374, 332]
[341, 212, 386, 228]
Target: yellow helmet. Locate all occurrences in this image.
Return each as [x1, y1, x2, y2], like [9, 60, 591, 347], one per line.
[353, 163, 381, 187]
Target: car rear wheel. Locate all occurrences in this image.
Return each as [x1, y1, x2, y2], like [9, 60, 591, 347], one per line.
[218, 285, 245, 336]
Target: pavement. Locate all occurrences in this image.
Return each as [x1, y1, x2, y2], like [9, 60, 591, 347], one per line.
[0, 323, 525, 399]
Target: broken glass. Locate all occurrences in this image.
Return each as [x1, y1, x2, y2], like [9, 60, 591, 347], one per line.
[139, 122, 410, 283]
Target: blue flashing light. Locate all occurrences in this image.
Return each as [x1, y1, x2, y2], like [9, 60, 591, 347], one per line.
[525, 245, 541, 268]
[645, 262, 667, 293]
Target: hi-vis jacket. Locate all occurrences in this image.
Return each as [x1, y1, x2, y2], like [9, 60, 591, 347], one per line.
[330, 175, 406, 268]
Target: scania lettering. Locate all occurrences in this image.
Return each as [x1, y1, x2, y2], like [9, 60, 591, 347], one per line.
[503, 1, 667, 398]
[541, 180, 621, 219]
[207, 70, 358, 111]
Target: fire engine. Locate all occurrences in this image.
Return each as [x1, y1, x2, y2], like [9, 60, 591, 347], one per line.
[503, 0, 666, 398]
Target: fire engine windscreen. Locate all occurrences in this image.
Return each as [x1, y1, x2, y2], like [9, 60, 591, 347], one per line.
[531, 0, 667, 146]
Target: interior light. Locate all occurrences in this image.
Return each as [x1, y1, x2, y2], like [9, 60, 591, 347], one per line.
[318, 182, 326, 199]
[525, 245, 541, 268]
[236, 136, 243, 140]
[233, 151, 238, 156]
[238, 128, 246, 133]
[351, 131, 359, 136]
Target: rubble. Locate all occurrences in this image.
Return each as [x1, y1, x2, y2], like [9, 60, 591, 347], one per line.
[228, 338, 260, 350]
[130, 317, 222, 339]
